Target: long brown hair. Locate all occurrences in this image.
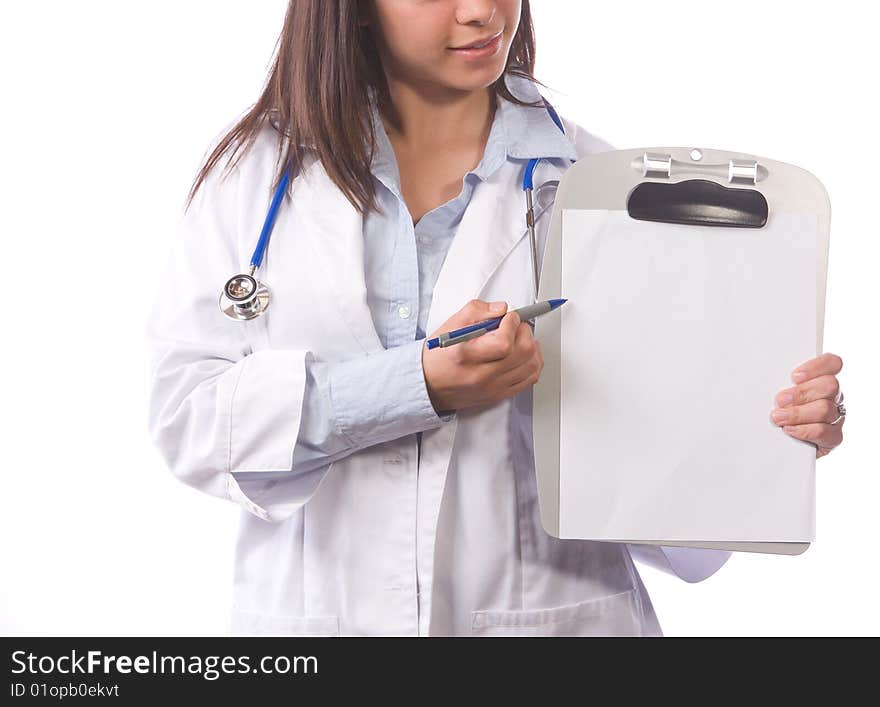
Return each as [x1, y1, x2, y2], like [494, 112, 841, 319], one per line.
[187, 0, 548, 216]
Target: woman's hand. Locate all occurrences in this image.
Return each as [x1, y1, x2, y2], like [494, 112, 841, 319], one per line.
[422, 300, 543, 413]
[770, 352, 845, 458]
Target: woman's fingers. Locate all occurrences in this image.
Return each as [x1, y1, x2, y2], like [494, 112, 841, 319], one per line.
[770, 393, 845, 459]
[490, 332, 543, 393]
[492, 322, 538, 375]
[466, 310, 520, 363]
[773, 352, 845, 459]
[770, 396, 843, 427]
[774, 374, 840, 408]
[493, 354, 542, 396]
[790, 352, 843, 384]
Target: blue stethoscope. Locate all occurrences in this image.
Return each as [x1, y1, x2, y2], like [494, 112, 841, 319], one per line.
[220, 99, 570, 321]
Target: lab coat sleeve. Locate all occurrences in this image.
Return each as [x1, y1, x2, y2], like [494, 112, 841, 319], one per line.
[145, 160, 319, 523]
[563, 117, 734, 584]
[146, 156, 455, 525]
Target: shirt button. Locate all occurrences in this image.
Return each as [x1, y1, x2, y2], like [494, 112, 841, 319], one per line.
[397, 304, 411, 319]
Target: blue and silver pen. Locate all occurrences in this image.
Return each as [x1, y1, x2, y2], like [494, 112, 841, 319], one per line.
[426, 299, 568, 349]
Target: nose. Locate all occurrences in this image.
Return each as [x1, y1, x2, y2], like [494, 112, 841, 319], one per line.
[455, 0, 497, 26]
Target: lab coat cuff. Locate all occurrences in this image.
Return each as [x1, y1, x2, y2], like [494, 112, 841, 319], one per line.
[330, 339, 454, 448]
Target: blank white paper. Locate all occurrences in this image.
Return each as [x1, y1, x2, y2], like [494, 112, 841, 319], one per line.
[558, 209, 818, 542]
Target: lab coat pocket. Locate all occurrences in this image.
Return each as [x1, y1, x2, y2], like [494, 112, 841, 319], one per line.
[470, 589, 643, 637]
[230, 608, 340, 637]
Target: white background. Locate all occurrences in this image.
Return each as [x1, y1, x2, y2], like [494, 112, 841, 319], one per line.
[1, 1, 876, 636]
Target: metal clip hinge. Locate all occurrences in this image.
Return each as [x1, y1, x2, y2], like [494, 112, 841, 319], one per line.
[728, 159, 759, 186]
[642, 152, 672, 179]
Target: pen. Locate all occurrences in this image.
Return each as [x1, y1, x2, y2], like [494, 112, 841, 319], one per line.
[426, 299, 568, 349]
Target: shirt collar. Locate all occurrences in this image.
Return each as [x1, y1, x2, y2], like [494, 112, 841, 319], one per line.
[499, 72, 578, 162]
[366, 72, 577, 191]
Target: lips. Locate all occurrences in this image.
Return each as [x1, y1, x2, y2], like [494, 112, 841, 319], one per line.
[451, 30, 502, 50]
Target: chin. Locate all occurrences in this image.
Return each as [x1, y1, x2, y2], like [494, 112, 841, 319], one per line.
[443, 65, 507, 93]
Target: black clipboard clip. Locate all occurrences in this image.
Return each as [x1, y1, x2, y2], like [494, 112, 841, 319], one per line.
[626, 152, 769, 228]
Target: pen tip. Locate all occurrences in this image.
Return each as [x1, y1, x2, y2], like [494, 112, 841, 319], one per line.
[548, 298, 567, 309]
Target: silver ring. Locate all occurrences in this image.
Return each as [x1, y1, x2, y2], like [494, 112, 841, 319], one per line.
[831, 392, 846, 425]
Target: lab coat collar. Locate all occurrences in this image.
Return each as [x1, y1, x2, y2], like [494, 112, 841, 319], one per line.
[424, 154, 556, 336]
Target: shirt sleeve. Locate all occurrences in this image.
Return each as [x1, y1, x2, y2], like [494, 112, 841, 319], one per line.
[290, 337, 457, 476]
[146, 156, 320, 525]
[627, 544, 733, 583]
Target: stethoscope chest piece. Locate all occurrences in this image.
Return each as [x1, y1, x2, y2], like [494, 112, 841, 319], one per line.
[219, 273, 271, 321]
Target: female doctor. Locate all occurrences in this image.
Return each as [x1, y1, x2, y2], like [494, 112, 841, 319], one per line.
[146, 0, 847, 636]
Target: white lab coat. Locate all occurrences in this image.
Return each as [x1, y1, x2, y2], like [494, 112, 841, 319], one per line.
[146, 115, 731, 637]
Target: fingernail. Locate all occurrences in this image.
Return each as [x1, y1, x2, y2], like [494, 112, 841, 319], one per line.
[489, 301, 505, 312]
[792, 370, 808, 383]
[777, 392, 794, 407]
[783, 426, 797, 434]
[771, 409, 790, 424]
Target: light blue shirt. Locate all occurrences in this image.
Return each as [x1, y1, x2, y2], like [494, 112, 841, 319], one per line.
[290, 75, 577, 474]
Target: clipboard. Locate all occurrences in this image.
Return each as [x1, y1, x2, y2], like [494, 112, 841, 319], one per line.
[533, 147, 831, 555]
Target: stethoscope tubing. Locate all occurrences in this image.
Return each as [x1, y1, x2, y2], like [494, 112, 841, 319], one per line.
[249, 167, 292, 271]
